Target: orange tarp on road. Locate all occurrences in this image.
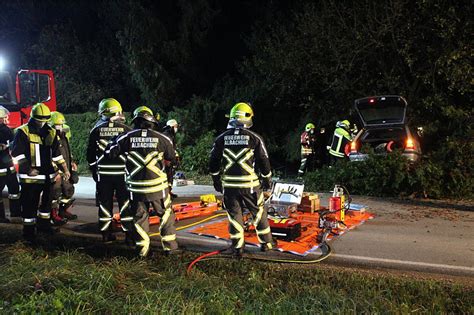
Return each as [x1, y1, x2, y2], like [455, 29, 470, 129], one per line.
[189, 210, 374, 256]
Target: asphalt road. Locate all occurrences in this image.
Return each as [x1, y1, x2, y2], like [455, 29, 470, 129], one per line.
[9, 176, 474, 277]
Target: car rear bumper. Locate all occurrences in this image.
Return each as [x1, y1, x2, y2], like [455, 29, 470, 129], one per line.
[349, 151, 420, 162]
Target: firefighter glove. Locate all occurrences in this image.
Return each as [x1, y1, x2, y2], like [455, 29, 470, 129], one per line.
[62, 170, 71, 182]
[90, 166, 98, 182]
[68, 170, 78, 184]
[212, 175, 222, 193]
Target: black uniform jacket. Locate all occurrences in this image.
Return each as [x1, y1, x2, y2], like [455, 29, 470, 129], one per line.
[106, 128, 176, 201]
[209, 126, 272, 191]
[87, 120, 131, 178]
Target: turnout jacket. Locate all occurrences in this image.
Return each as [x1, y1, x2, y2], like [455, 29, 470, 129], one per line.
[11, 121, 65, 184]
[300, 131, 316, 155]
[329, 127, 352, 158]
[209, 127, 272, 190]
[55, 129, 73, 171]
[0, 123, 15, 175]
[87, 120, 131, 178]
[105, 128, 176, 201]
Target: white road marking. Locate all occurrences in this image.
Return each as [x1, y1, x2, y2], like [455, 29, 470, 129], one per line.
[333, 254, 474, 273]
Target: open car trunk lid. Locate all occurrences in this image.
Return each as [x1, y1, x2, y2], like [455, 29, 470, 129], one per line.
[354, 95, 407, 128]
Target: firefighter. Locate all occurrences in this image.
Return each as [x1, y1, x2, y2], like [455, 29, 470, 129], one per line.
[162, 119, 180, 199]
[209, 102, 274, 256]
[105, 106, 177, 257]
[0, 106, 20, 223]
[49, 111, 78, 224]
[298, 122, 316, 177]
[11, 103, 70, 240]
[328, 119, 353, 165]
[87, 98, 131, 242]
[91, 104, 126, 207]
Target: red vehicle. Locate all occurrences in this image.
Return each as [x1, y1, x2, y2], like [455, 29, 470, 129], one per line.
[0, 69, 56, 128]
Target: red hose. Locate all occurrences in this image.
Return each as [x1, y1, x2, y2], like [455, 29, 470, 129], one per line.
[187, 250, 223, 274]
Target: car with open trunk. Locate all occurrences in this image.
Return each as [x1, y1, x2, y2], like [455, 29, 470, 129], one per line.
[349, 95, 421, 162]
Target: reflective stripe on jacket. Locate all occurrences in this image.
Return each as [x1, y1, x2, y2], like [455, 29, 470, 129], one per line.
[87, 120, 131, 177]
[106, 128, 176, 201]
[11, 122, 64, 184]
[209, 127, 271, 189]
[329, 127, 351, 158]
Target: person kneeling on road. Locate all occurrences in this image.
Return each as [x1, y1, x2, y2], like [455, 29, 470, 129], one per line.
[105, 106, 178, 257]
[209, 102, 275, 257]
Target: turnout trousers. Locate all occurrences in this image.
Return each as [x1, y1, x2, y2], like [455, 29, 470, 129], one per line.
[51, 177, 75, 210]
[97, 177, 129, 234]
[223, 188, 272, 250]
[122, 193, 177, 256]
[298, 153, 313, 176]
[20, 181, 53, 237]
[0, 171, 20, 218]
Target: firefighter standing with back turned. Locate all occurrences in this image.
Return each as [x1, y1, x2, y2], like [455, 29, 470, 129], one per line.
[298, 122, 316, 177]
[11, 103, 70, 241]
[105, 106, 177, 257]
[87, 98, 131, 242]
[0, 106, 20, 223]
[328, 119, 353, 165]
[209, 102, 275, 256]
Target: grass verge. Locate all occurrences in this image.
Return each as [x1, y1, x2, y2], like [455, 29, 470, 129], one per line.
[0, 228, 472, 313]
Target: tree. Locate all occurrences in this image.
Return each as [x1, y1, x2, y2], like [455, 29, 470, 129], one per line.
[215, 0, 472, 161]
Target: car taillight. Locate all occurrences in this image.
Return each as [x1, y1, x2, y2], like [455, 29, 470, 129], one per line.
[406, 138, 415, 150]
[386, 141, 394, 152]
[350, 141, 358, 152]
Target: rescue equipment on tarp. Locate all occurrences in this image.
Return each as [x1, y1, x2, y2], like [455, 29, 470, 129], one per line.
[185, 182, 374, 273]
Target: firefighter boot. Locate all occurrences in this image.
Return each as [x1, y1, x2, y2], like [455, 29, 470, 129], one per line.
[260, 239, 278, 252]
[0, 206, 10, 223]
[37, 218, 60, 235]
[169, 191, 178, 199]
[22, 225, 36, 244]
[51, 208, 68, 226]
[59, 202, 78, 220]
[102, 232, 117, 243]
[124, 232, 135, 247]
[232, 247, 244, 258]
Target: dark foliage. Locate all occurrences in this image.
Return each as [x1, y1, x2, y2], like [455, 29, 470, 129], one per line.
[0, 0, 471, 198]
